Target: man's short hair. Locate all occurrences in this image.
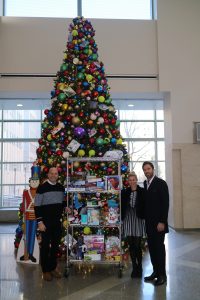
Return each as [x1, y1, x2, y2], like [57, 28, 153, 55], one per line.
[142, 161, 154, 170]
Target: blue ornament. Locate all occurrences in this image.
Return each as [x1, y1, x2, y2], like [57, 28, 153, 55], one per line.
[121, 165, 128, 172]
[97, 85, 103, 92]
[51, 90, 55, 97]
[83, 81, 89, 88]
[111, 138, 117, 144]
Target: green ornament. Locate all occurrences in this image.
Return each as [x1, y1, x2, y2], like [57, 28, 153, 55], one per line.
[42, 123, 48, 129]
[60, 64, 68, 72]
[72, 29, 78, 36]
[116, 120, 120, 127]
[77, 73, 85, 80]
[57, 93, 66, 102]
[96, 138, 104, 146]
[83, 48, 89, 55]
[105, 98, 112, 104]
[92, 53, 98, 60]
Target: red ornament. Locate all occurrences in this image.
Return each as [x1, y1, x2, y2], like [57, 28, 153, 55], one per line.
[89, 137, 95, 144]
[79, 111, 84, 117]
[65, 115, 72, 121]
[43, 167, 49, 173]
[44, 109, 49, 115]
[93, 91, 98, 98]
[37, 147, 42, 153]
[56, 150, 63, 156]
[99, 128, 105, 134]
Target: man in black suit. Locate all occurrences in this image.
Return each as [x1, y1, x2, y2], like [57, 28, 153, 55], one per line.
[142, 161, 169, 286]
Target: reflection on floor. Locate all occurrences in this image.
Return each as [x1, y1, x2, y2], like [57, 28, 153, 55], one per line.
[0, 224, 200, 300]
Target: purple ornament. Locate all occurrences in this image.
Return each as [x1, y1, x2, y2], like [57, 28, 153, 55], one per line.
[74, 127, 86, 138]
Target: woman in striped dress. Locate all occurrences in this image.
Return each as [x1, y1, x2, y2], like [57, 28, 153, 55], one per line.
[121, 172, 146, 278]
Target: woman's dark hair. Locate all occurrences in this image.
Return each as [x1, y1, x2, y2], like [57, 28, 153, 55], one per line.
[142, 161, 154, 170]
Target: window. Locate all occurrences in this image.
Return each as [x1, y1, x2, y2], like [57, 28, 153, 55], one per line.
[4, 0, 77, 18]
[0, 98, 164, 207]
[82, 0, 152, 20]
[117, 99, 165, 183]
[4, 0, 154, 19]
[0, 110, 42, 207]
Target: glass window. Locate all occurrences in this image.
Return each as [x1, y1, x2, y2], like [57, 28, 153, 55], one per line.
[3, 142, 38, 162]
[3, 122, 41, 139]
[157, 122, 164, 138]
[120, 122, 154, 138]
[156, 110, 164, 120]
[129, 161, 146, 183]
[4, 0, 77, 17]
[126, 141, 155, 161]
[83, 0, 152, 20]
[2, 163, 32, 184]
[2, 185, 24, 207]
[120, 110, 154, 121]
[157, 141, 165, 161]
[3, 110, 41, 120]
[157, 162, 166, 180]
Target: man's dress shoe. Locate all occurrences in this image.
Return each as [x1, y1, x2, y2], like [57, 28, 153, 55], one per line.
[154, 275, 167, 286]
[144, 272, 157, 281]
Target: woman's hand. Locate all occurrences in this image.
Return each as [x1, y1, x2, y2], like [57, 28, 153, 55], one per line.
[38, 221, 46, 232]
[157, 222, 165, 232]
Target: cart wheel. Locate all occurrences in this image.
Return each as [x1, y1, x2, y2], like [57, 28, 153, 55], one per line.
[118, 267, 123, 278]
[64, 267, 70, 278]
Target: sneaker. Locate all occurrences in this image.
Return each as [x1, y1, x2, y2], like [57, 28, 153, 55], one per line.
[43, 272, 52, 281]
[51, 269, 62, 278]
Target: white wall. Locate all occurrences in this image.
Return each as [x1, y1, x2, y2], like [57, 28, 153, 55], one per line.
[157, 0, 200, 228]
[0, 17, 158, 93]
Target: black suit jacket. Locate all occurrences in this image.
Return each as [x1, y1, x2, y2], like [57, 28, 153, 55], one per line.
[144, 176, 169, 234]
[121, 185, 145, 221]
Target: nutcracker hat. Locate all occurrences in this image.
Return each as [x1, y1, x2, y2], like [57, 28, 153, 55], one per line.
[31, 165, 41, 180]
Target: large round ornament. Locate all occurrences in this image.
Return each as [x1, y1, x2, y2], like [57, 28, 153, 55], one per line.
[98, 96, 105, 103]
[74, 127, 86, 138]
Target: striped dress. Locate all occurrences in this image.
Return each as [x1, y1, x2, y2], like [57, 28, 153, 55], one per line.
[122, 191, 146, 237]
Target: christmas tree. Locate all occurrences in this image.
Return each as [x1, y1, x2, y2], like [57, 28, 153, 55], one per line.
[15, 17, 131, 262]
[36, 16, 130, 260]
[36, 16, 129, 184]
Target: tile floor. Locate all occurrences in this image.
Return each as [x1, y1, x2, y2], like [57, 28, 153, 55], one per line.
[0, 224, 200, 300]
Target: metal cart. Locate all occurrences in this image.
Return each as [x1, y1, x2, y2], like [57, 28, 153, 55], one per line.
[64, 157, 123, 278]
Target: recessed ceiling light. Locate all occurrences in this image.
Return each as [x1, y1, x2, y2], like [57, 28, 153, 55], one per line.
[128, 104, 134, 107]
[17, 104, 23, 107]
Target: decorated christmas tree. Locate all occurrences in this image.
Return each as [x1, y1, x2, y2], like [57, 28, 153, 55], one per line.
[36, 16, 130, 260]
[36, 16, 129, 184]
[15, 17, 131, 261]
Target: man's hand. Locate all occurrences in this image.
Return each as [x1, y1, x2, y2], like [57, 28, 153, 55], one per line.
[157, 222, 165, 232]
[38, 221, 46, 232]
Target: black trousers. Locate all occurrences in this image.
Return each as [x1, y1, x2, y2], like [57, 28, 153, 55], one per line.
[40, 223, 62, 273]
[127, 236, 142, 270]
[147, 231, 166, 276]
